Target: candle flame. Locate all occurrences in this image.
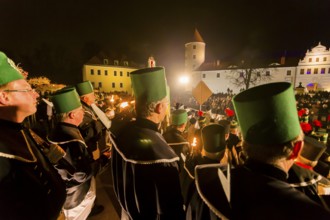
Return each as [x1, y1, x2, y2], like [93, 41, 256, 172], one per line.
[120, 102, 129, 108]
[192, 137, 197, 147]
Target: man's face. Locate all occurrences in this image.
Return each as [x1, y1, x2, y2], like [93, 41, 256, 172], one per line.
[82, 92, 96, 105]
[2, 79, 39, 119]
[73, 106, 84, 126]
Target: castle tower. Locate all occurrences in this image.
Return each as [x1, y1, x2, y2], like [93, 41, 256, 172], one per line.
[185, 28, 205, 73]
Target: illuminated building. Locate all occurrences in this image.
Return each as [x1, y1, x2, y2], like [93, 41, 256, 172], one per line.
[82, 52, 144, 93]
[186, 30, 330, 93]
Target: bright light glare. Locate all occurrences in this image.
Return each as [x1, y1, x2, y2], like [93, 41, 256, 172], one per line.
[120, 102, 129, 108]
[179, 76, 190, 84]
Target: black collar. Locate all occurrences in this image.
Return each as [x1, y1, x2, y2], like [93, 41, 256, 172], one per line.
[0, 118, 24, 130]
[58, 122, 79, 129]
[136, 117, 159, 132]
[81, 101, 92, 109]
[245, 159, 288, 181]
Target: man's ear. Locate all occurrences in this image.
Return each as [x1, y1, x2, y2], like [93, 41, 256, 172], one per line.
[289, 141, 303, 160]
[81, 96, 88, 103]
[154, 102, 162, 114]
[68, 111, 75, 119]
[0, 92, 9, 105]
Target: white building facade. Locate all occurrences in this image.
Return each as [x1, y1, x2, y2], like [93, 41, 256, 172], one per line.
[186, 31, 330, 94]
[296, 43, 330, 90]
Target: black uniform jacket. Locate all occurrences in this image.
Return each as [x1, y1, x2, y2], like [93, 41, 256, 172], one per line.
[79, 102, 104, 153]
[183, 155, 221, 220]
[48, 122, 93, 209]
[111, 117, 185, 220]
[195, 160, 330, 220]
[0, 119, 66, 220]
[163, 127, 190, 159]
[288, 163, 330, 208]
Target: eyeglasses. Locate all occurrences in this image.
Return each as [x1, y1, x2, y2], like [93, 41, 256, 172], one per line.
[2, 89, 36, 93]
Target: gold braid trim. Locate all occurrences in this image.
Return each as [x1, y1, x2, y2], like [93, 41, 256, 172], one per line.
[0, 130, 37, 163]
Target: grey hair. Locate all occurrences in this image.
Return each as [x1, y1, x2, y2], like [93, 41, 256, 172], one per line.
[135, 97, 167, 118]
[242, 132, 304, 164]
[55, 112, 70, 122]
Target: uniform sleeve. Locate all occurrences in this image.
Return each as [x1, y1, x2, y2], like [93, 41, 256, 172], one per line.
[61, 142, 92, 183]
[132, 163, 185, 219]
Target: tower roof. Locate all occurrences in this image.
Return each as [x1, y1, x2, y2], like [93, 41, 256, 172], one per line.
[193, 28, 204, 43]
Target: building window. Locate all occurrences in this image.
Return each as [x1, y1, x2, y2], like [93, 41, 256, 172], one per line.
[97, 70, 101, 75]
[202, 74, 206, 78]
[316, 58, 319, 62]
[127, 72, 130, 77]
[91, 82, 95, 88]
[91, 69, 94, 75]
[256, 72, 261, 77]
[114, 71, 117, 76]
[328, 68, 330, 73]
[286, 70, 291, 76]
[103, 59, 108, 65]
[124, 61, 128, 66]
[300, 69, 304, 75]
[114, 60, 119, 65]
[321, 68, 326, 74]
[193, 55, 196, 59]
[193, 45, 196, 49]
[307, 68, 311, 74]
[324, 57, 327, 62]
[98, 82, 102, 88]
[266, 71, 270, 76]
[240, 72, 244, 77]
[314, 68, 318, 74]
[120, 83, 123, 88]
[112, 82, 115, 88]
[105, 70, 108, 76]
[309, 58, 312, 62]
[217, 73, 220, 78]
[120, 71, 123, 76]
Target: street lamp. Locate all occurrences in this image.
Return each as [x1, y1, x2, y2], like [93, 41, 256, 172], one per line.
[179, 75, 190, 84]
[178, 75, 190, 92]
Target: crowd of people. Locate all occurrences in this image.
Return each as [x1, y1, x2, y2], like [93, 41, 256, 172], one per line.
[1, 50, 330, 220]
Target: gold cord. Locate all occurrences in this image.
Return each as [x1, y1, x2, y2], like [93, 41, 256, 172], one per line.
[0, 130, 37, 163]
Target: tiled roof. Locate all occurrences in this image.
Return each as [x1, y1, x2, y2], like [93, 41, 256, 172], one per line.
[193, 28, 204, 43]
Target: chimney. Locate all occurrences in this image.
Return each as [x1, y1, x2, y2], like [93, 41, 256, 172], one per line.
[216, 60, 220, 66]
[280, 56, 285, 65]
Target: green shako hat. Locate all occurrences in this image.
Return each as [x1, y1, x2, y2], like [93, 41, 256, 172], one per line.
[0, 52, 24, 85]
[300, 136, 326, 163]
[301, 115, 309, 123]
[172, 109, 188, 126]
[202, 124, 226, 153]
[51, 88, 82, 114]
[230, 120, 238, 129]
[75, 81, 94, 96]
[233, 82, 301, 145]
[318, 132, 328, 144]
[130, 67, 167, 103]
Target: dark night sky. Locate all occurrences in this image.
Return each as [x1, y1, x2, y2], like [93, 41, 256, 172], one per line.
[1, 0, 329, 85]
